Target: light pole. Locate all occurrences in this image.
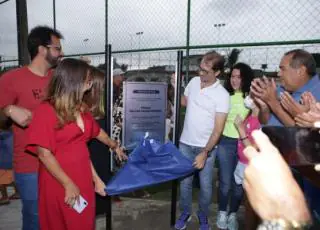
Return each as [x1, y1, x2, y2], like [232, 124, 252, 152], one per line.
[83, 38, 89, 52]
[136, 31, 143, 69]
[214, 23, 226, 44]
[128, 33, 134, 69]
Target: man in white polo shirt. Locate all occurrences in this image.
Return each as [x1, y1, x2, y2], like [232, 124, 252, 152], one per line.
[175, 51, 230, 230]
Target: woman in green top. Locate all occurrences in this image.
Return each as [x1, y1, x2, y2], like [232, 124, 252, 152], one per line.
[216, 63, 254, 230]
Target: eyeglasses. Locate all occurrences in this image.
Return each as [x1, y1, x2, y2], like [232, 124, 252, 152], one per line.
[46, 45, 62, 52]
[198, 66, 218, 75]
[198, 67, 212, 75]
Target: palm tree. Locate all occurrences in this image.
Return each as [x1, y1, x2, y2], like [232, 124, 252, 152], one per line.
[225, 48, 242, 70]
[221, 48, 242, 80]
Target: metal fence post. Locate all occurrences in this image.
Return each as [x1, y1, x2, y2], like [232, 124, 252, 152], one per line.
[104, 44, 112, 230]
[15, 0, 29, 66]
[170, 50, 183, 226]
[53, 0, 56, 29]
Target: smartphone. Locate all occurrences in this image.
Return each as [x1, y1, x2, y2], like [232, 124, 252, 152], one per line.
[72, 195, 88, 214]
[262, 126, 320, 166]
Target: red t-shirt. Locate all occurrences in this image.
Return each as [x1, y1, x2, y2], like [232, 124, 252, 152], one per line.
[0, 67, 52, 173]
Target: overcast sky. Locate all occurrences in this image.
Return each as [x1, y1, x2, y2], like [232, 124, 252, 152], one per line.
[0, 0, 319, 70]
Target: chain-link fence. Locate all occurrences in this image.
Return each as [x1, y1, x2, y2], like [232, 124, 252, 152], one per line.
[0, 0, 18, 72]
[109, 0, 320, 50]
[1, 0, 319, 75]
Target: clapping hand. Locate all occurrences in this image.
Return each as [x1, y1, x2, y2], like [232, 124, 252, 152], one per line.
[295, 102, 320, 127]
[300, 91, 317, 109]
[293, 92, 320, 127]
[250, 77, 277, 106]
[280, 92, 309, 117]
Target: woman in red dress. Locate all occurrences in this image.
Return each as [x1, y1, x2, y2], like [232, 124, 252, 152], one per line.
[26, 59, 126, 230]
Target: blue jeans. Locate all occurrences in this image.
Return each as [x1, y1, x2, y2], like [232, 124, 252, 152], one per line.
[0, 131, 13, 169]
[216, 136, 240, 212]
[15, 172, 39, 230]
[179, 142, 216, 216]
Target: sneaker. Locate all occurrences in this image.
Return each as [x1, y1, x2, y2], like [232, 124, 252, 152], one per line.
[174, 211, 192, 230]
[227, 213, 238, 230]
[197, 211, 211, 230]
[216, 211, 228, 229]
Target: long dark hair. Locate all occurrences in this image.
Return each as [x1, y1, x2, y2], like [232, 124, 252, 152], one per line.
[46, 58, 90, 126]
[224, 62, 254, 97]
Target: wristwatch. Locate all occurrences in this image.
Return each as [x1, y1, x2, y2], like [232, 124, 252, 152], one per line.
[258, 219, 312, 230]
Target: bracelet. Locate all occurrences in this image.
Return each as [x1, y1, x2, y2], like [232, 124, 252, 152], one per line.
[258, 219, 312, 230]
[240, 136, 248, 141]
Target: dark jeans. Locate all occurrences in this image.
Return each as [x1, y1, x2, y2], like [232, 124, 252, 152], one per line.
[217, 135, 242, 212]
[15, 172, 39, 230]
[304, 179, 320, 223]
[0, 131, 13, 169]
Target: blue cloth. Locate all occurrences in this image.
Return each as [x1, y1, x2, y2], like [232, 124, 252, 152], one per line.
[179, 142, 217, 216]
[0, 131, 13, 169]
[15, 172, 39, 230]
[105, 139, 195, 195]
[268, 74, 320, 126]
[216, 136, 242, 212]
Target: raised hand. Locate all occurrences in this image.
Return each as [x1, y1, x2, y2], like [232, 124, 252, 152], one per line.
[295, 102, 320, 127]
[300, 91, 317, 110]
[243, 130, 311, 222]
[250, 77, 277, 106]
[280, 92, 308, 117]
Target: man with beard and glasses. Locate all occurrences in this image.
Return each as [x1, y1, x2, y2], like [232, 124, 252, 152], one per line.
[0, 26, 63, 230]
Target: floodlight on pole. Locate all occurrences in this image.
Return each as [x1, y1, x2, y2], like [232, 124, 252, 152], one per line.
[128, 33, 134, 69]
[83, 38, 89, 52]
[214, 23, 226, 44]
[136, 31, 143, 70]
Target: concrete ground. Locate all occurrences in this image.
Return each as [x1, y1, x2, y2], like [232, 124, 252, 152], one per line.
[1, 168, 247, 229]
[0, 197, 245, 230]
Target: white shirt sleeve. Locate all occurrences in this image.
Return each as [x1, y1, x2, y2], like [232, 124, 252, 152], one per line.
[216, 90, 230, 113]
[184, 81, 190, 97]
[184, 77, 197, 97]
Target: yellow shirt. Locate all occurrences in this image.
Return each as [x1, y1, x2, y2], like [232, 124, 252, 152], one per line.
[222, 92, 249, 138]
